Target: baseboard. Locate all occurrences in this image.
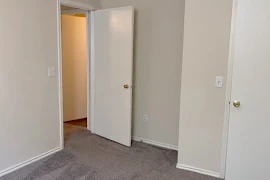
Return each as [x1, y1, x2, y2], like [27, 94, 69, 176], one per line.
[0, 147, 62, 178]
[132, 136, 178, 151]
[176, 163, 220, 178]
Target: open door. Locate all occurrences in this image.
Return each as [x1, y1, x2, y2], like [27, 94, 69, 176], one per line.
[92, 7, 134, 147]
[225, 0, 270, 179]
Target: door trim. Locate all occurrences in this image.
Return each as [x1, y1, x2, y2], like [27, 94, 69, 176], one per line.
[220, 0, 238, 178]
[90, 11, 95, 133]
[57, 0, 96, 149]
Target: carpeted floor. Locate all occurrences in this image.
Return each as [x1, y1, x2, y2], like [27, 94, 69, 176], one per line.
[0, 124, 220, 180]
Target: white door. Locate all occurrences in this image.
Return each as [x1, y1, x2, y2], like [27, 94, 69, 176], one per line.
[92, 7, 134, 147]
[225, 0, 270, 179]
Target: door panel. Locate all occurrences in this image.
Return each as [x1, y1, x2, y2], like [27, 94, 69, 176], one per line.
[93, 7, 134, 147]
[226, 0, 270, 179]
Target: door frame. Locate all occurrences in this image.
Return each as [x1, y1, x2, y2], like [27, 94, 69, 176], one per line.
[57, 0, 96, 149]
[220, 0, 238, 178]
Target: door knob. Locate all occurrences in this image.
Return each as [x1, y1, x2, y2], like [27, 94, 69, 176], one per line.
[233, 100, 241, 107]
[123, 84, 129, 89]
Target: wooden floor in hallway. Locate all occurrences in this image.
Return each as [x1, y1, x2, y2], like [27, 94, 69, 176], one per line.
[64, 118, 87, 128]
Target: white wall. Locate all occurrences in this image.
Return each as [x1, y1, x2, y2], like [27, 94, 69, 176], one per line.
[0, 0, 98, 175]
[62, 15, 87, 122]
[100, 0, 185, 147]
[177, 0, 233, 176]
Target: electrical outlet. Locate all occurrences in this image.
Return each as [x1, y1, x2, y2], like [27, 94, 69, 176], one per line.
[143, 115, 148, 123]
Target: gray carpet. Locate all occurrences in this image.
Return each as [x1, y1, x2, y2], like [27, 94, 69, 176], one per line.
[0, 124, 221, 180]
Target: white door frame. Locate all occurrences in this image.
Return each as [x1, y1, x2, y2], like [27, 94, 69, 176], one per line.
[57, 0, 96, 149]
[220, 0, 238, 178]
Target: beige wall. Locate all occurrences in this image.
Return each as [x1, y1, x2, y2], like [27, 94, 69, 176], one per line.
[100, 0, 185, 147]
[178, 0, 233, 175]
[0, 0, 98, 175]
[62, 15, 87, 122]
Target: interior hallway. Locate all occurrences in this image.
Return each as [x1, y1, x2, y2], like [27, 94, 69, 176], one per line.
[0, 124, 219, 180]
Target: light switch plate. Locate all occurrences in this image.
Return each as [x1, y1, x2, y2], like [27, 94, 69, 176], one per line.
[216, 76, 223, 88]
[143, 115, 148, 123]
[48, 66, 56, 77]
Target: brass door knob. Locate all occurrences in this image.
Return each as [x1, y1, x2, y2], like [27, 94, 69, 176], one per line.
[123, 84, 129, 89]
[233, 100, 241, 107]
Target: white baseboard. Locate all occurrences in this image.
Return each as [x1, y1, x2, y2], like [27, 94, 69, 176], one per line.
[0, 147, 62, 178]
[132, 136, 178, 151]
[176, 163, 220, 178]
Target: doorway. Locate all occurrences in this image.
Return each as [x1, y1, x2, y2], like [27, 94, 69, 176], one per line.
[58, 0, 134, 148]
[61, 10, 87, 130]
[58, 1, 93, 146]
[61, 8, 88, 142]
